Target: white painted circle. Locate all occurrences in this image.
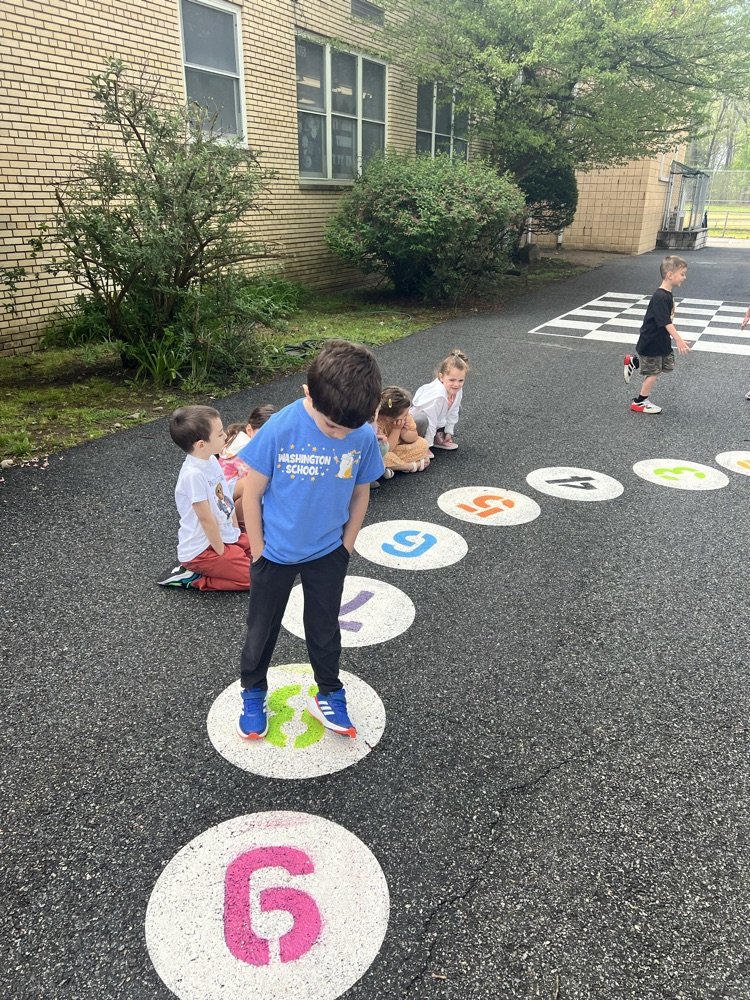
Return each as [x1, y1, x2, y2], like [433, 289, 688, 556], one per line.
[146, 812, 389, 1000]
[715, 451, 750, 477]
[526, 466, 624, 501]
[354, 519, 467, 570]
[633, 458, 729, 491]
[282, 575, 415, 647]
[207, 666, 386, 779]
[437, 486, 541, 526]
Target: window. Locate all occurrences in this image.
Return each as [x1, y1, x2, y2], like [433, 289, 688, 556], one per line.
[351, 0, 384, 26]
[180, 0, 244, 138]
[296, 37, 386, 181]
[416, 83, 468, 160]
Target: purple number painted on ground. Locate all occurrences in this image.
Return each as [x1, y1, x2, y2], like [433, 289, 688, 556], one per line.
[339, 590, 375, 632]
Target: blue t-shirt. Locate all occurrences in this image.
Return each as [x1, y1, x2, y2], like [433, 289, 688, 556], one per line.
[237, 399, 384, 563]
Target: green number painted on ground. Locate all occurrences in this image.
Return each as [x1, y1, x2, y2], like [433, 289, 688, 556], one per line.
[653, 465, 706, 481]
[266, 683, 325, 749]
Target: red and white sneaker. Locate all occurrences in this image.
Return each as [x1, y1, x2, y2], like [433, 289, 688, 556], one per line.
[630, 399, 662, 414]
[623, 354, 639, 384]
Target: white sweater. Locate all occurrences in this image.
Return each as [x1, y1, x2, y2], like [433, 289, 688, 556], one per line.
[410, 378, 462, 446]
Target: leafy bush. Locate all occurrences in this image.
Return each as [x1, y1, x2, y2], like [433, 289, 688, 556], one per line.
[325, 153, 526, 300]
[520, 159, 579, 235]
[32, 59, 279, 384]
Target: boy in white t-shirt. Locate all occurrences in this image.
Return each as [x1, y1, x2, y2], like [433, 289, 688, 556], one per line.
[159, 405, 251, 591]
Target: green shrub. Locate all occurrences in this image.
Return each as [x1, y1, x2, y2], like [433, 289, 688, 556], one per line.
[325, 153, 526, 300]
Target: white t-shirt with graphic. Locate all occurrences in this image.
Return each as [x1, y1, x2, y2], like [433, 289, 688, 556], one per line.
[175, 453, 240, 562]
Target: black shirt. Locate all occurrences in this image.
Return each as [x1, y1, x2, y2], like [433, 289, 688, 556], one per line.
[636, 287, 674, 357]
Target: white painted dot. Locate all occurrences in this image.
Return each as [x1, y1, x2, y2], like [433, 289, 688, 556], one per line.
[715, 451, 750, 477]
[146, 812, 389, 1000]
[282, 575, 415, 647]
[437, 486, 541, 526]
[632, 459, 729, 491]
[354, 519, 467, 570]
[526, 466, 624, 501]
[207, 667, 385, 779]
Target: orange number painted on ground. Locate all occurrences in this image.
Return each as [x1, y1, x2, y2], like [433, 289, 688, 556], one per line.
[457, 493, 515, 517]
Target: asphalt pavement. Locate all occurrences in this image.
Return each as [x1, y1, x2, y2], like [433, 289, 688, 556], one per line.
[2, 245, 750, 1000]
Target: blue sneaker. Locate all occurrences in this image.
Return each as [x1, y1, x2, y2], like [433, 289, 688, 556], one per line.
[237, 688, 268, 740]
[308, 688, 356, 738]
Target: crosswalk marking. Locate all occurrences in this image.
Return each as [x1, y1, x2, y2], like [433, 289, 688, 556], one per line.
[530, 293, 750, 356]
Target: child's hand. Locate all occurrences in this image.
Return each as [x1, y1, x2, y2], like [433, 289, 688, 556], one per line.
[676, 339, 692, 355]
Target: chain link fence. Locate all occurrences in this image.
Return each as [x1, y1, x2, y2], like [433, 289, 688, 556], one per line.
[707, 170, 750, 237]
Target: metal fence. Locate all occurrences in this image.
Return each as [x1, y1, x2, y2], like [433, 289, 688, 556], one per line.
[707, 170, 750, 237]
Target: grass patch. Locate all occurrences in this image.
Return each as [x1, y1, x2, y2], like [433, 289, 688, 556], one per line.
[0, 257, 586, 462]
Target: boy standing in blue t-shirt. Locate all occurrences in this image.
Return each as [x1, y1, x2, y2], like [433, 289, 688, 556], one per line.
[235, 340, 384, 740]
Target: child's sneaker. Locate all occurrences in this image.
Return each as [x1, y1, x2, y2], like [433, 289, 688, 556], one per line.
[623, 354, 639, 383]
[157, 565, 201, 587]
[237, 688, 268, 739]
[308, 688, 357, 738]
[381, 468, 395, 480]
[433, 431, 458, 450]
[630, 399, 662, 414]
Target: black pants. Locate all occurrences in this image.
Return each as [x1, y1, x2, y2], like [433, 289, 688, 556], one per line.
[239, 545, 350, 695]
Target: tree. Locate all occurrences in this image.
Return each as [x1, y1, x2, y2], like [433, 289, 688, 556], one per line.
[32, 59, 275, 379]
[384, 0, 750, 206]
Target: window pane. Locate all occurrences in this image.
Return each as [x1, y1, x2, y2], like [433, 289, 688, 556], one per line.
[332, 115, 357, 178]
[454, 104, 469, 138]
[182, 0, 237, 74]
[362, 60, 385, 122]
[435, 133, 451, 156]
[331, 51, 357, 116]
[453, 137, 468, 161]
[185, 67, 241, 136]
[416, 82, 433, 132]
[296, 39, 325, 113]
[435, 86, 453, 136]
[362, 121, 384, 165]
[298, 112, 326, 176]
[416, 130, 432, 155]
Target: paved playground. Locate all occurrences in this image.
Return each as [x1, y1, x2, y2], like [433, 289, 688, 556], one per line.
[2, 245, 750, 1000]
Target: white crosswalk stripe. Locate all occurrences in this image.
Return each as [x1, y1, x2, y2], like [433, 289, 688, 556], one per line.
[530, 293, 750, 356]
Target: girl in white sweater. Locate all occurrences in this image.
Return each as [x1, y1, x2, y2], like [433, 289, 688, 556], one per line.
[410, 349, 470, 449]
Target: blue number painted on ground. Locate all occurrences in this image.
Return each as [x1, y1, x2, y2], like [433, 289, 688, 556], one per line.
[381, 529, 438, 558]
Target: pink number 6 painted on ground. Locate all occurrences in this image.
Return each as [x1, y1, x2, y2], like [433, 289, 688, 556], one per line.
[224, 845, 322, 966]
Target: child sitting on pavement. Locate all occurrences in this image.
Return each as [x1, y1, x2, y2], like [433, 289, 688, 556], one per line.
[160, 405, 251, 591]
[376, 386, 431, 475]
[410, 348, 470, 450]
[219, 404, 278, 526]
[234, 339, 384, 741]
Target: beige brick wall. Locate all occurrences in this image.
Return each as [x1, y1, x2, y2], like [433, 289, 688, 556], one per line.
[1, 0, 419, 354]
[536, 154, 676, 255]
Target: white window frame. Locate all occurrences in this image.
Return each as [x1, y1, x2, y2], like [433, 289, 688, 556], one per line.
[178, 0, 247, 142]
[416, 83, 468, 160]
[296, 35, 387, 184]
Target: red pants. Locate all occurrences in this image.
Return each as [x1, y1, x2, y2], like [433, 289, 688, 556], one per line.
[184, 533, 251, 591]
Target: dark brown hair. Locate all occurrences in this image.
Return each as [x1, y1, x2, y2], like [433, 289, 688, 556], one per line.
[307, 339, 382, 428]
[169, 405, 220, 453]
[247, 403, 277, 430]
[379, 386, 411, 419]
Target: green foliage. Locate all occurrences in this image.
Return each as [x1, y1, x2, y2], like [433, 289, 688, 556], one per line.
[42, 295, 112, 347]
[32, 59, 277, 384]
[383, 0, 750, 177]
[1, 266, 26, 315]
[325, 153, 525, 299]
[520, 159, 579, 235]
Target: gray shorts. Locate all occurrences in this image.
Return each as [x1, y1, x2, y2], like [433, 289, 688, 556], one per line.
[638, 351, 675, 376]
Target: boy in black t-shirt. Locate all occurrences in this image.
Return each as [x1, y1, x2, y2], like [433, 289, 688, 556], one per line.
[623, 255, 691, 414]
